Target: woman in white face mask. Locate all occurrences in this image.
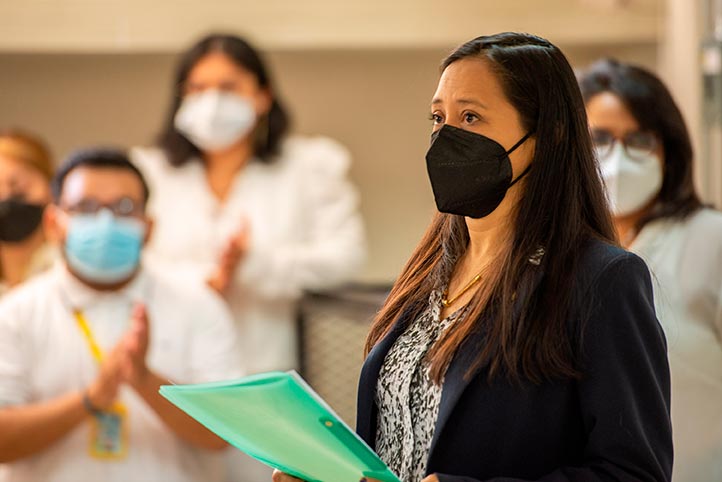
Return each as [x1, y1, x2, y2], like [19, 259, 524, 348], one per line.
[130, 33, 366, 482]
[581, 59, 722, 482]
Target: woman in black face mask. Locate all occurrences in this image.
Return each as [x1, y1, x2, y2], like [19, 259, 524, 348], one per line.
[0, 129, 54, 295]
[274, 32, 672, 482]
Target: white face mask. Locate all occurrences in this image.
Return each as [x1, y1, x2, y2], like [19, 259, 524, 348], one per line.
[174, 90, 256, 152]
[598, 142, 663, 217]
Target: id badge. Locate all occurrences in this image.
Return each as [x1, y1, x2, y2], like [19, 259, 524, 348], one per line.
[88, 402, 128, 460]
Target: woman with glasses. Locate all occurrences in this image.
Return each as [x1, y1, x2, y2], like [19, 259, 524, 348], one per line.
[580, 58, 722, 482]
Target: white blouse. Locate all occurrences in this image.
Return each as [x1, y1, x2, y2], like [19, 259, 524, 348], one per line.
[131, 136, 366, 374]
[630, 208, 722, 482]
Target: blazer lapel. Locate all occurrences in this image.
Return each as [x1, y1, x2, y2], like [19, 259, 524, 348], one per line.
[427, 267, 545, 464]
[427, 326, 484, 461]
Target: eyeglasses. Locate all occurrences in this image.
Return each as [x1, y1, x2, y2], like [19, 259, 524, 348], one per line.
[61, 197, 143, 218]
[591, 128, 658, 161]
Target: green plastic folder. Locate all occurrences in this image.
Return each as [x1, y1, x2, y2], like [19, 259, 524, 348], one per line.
[159, 371, 400, 482]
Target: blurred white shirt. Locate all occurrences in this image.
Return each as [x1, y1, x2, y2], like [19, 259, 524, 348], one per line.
[0, 264, 243, 482]
[0, 243, 56, 297]
[131, 136, 366, 374]
[630, 208, 722, 482]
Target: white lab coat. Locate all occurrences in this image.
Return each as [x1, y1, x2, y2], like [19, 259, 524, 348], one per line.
[630, 208, 722, 482]
[131, 136, 366, 375]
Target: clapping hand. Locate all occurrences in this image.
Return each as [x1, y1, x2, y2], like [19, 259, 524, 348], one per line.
[119, 303, 151, 387]
[207, 218, 250, 295]
[84, 303, 150, 409]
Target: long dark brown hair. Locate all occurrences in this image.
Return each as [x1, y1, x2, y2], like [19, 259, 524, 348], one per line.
[157, 33, 290, 167]
[364, 33, 617, 384]
[578, 58, 704, 230]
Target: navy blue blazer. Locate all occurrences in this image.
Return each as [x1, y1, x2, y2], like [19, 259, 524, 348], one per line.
[356, 240, 673, 481]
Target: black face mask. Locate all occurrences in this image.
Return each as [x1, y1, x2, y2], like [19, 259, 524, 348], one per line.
[425, 124, 533, 218]
[0, 198, 45, 243]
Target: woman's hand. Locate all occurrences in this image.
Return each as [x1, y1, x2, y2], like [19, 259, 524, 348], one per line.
[207, 219, 250, 295]
[271, 470, 303, 481]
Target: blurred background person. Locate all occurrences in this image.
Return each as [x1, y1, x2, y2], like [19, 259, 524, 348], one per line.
[131, 34, 366, 376]
[0, 148, 242, 482]
[130, 33, 366, 482]
[580, 58, 722, 482]
[0, 129, 55, 295]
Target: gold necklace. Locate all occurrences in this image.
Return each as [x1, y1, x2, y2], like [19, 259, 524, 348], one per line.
[441, 270, 484, 307]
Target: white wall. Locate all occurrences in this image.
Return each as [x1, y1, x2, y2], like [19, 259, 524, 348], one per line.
[657, 0, 712, 203]
[0, 0, 660, 52]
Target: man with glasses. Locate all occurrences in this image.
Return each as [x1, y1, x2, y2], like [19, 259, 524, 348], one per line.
[0, 149, 242, 482]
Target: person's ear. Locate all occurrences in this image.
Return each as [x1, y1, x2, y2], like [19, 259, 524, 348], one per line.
[655, 141, 666, 176]
[255, 87, 273, 117]
[43, 204, 67, 245]
[143, 217, 154, 246]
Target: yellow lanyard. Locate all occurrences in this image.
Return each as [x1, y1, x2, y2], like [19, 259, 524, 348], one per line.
[72, 310, 130, 461]
[73, 310, 105, 364]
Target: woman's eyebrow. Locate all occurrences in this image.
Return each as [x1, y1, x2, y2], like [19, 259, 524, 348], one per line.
[431, 98, 488, 109]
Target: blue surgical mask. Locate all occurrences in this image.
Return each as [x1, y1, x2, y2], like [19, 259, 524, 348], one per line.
[64, 209, 146, 285]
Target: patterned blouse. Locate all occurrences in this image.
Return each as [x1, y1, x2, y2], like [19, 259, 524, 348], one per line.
[375, 289, 467, 482]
